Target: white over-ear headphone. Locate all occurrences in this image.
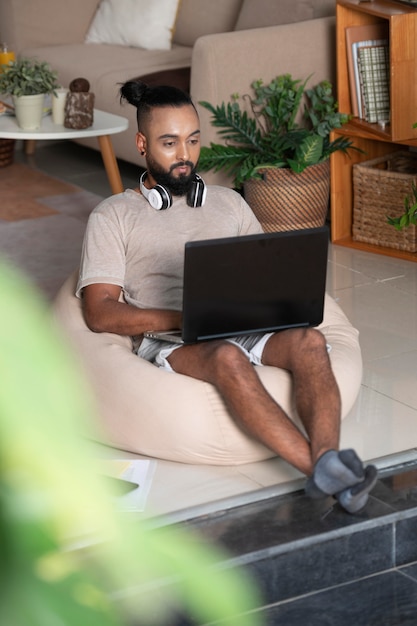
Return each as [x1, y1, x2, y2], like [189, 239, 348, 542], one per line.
[139, 171, 207, 210]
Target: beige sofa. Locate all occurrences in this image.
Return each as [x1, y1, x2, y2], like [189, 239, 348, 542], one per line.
[0, 0, 336, 184]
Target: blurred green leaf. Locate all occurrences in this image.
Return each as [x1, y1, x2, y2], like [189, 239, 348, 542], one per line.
[0, 260, 262, 626]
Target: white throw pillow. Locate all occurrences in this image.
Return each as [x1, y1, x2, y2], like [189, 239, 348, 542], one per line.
[85, 0, 181, 50]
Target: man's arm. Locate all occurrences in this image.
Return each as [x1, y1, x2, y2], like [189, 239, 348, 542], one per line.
[82, 283, 182, 336]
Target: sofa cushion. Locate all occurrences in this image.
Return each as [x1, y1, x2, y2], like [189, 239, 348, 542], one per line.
[173, 0, 243, 47]
[234, 0, 314, 30]
[313, 0, 336, 19]
[21, 43, 193, 93]
[233, 0, 335, 30]
[85, 0, 181, 50]
[0, 0, 99, 49]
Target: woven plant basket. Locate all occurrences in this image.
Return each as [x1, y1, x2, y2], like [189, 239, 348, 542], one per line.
[353, 151, 417, 253]
[0, 138, 15, 168]
[243, 160, 330, 233]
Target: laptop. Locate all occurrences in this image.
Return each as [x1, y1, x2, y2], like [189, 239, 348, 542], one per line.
[144, 225, 329, 345]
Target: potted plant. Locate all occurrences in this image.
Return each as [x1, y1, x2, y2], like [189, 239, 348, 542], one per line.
[198, 74, 353, 231]
[0, 56, 59, 130]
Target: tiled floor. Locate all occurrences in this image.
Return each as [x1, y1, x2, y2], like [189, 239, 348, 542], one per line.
[5, 139, 417, 526]
[171, 462, 417, 625]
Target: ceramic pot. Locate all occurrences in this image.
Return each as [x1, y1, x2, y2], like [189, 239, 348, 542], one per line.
[13, 93, 45, 130]
[243, 160, 330, 233]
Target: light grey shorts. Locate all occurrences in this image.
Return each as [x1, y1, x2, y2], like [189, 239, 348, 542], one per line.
[137, 332, 274, 372]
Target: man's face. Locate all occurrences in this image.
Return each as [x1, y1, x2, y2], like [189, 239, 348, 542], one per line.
[136, 104, 201, 196]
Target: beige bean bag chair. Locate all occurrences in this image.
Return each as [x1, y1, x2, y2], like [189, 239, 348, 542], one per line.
[52, 271, 363, 465]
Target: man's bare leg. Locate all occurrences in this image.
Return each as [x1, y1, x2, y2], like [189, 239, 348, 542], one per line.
[168, 327, 377, 514]
[261, 329, 378, 509]
[167, 328, 336, 475]
[261, 327, 341, 464]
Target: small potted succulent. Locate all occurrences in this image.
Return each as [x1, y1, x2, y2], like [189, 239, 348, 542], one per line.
[0, 56, 59, 129]
[198, 74, 353, 231]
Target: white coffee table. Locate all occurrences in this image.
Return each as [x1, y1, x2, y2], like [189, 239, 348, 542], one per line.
[0, 109, 129, 194]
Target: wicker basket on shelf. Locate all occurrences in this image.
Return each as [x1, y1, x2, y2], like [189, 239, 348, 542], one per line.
[352, 151, 417, 253]
[0, 138, 15, 168]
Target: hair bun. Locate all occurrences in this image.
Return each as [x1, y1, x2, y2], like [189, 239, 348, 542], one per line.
[120, 80, 148, 107]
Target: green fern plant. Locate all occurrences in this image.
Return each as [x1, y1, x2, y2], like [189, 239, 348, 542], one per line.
[198, 74, 353, 188]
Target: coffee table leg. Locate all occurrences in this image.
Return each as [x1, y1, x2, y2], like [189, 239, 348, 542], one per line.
[97, 135, 124, 194]
[25, 140, 37, 155]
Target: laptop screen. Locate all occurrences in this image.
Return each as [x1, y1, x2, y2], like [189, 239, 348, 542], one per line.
[181, 226, 329, 343]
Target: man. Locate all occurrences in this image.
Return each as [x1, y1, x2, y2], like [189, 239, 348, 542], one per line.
[76, 81, 377, 514]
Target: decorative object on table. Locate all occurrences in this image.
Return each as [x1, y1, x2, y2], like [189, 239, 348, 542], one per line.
[0, 99, 13, 114]
[64, 77, 94, 129]
[51, 87, 69, 125]
[198, 75, 353, 232]
[0, 56, 58, 130]
[353, 151, 417, 253]
[0, 43, 15, 73]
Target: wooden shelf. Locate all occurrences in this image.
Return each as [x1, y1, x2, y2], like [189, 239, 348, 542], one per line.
[331, 0, 417, 262]
[337, 0, 417, 142]
[332, 235, 417, 262]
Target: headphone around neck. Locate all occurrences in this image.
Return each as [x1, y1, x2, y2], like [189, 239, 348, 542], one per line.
[139, 171, 206, 210]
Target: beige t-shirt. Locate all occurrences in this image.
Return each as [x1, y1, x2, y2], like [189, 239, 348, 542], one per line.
[76, 185, 263, 311]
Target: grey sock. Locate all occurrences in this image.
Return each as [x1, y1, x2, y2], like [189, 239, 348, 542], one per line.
[336, 465, 378, 514]
[305, 449, 365, 499]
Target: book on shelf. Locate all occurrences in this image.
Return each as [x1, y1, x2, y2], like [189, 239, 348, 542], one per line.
[345, 23, 389, 119]
[357, 44, 390, 123]
[392, 0, 417, 6]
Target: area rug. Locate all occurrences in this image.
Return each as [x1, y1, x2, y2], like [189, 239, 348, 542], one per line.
[0, 163, 103, 300]
[0, 163, 78, 221]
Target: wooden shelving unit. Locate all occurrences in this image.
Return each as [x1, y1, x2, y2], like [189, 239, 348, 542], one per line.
[330, 0, 417, 261]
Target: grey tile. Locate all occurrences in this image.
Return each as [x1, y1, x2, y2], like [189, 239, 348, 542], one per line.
[243, 524, 393, 604]
[257, 570, 417, 626]
[396, 517, 417, 567]
[400, 562, 417, 582]
[181, 489, 392, 558]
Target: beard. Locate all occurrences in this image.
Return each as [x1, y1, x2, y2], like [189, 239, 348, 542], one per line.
[146, 154, 198, 197]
